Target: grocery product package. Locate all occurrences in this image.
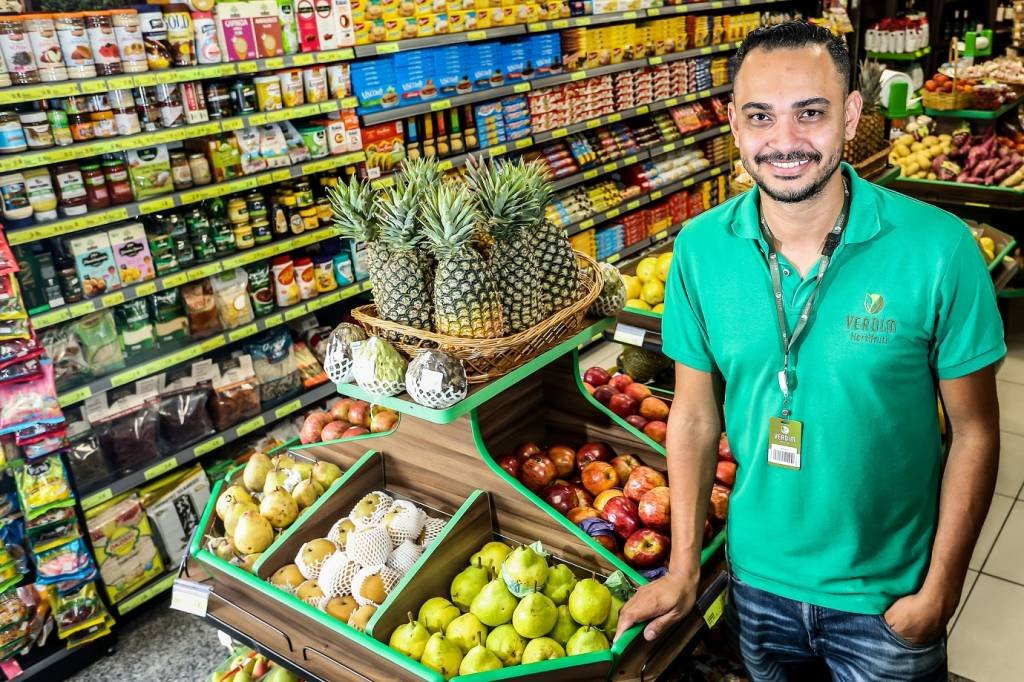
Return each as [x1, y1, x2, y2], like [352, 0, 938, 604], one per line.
[180, 279, 222, 339]
[245, 328, 300, 408]
[157, 370, 215, 454]
[90, 394, 161, 474]
[208, 355, 262, 431]
[86, 494, 165, 603]
[139, 465, 210, 564]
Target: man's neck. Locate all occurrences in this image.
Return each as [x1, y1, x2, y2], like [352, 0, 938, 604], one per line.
[760, 170, 847, 253]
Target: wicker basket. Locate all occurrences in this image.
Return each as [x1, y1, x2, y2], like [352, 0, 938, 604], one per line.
[351, 251, 604, 383]
[923, 40, 974, 111]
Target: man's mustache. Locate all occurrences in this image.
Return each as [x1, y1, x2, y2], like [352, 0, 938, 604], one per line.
[754, 151, 823, 164]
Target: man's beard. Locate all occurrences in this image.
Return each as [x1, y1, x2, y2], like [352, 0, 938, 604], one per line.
[747, 148, 841, 204]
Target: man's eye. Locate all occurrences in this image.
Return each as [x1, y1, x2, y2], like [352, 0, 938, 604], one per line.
[749, 113, 770, 122]
[801, 110, 824, 119]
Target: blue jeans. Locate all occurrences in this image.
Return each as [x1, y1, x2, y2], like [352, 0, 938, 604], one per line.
[726, 574, 947, 682]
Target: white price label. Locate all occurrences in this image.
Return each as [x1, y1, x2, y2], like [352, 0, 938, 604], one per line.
[170, 579, 211, 617]
[420, 368, 444, 393]
[613, 323, 646, 348]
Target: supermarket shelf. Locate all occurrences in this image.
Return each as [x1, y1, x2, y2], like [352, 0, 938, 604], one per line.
[649, 39, 741, 66]
[866, 46, 931, 61]
[533, 83, 733, 144]
[360, 81, 530, 125]
[924, 94, 1024, 120]
[646, 0, 790, 17]
[525, 0, 786, 31]
[0, 49, 356, 107]
[79, 381, 338, 511]
[8, 150, 366, 246]
[0, 98, 358, 175]
[31, 227, 342, 330]
[565, 161, 730, 237]
[58, 279, 372, 409]
[353, 25, 526, 57]
[890, 176, 1024, 211]
[115, 571, 178, 616]
[8, 631, 109, 681]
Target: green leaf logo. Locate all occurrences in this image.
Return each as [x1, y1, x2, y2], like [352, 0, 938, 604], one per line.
[864, 293, 885, 315]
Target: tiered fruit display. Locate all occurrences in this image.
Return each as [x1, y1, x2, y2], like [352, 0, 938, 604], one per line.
[582, 368, 670, 445]
[889, 126, 952, 180]
[329, 156, 585, 341]
[623, 252, 672, 312]
[390, 540, 630, 679]
[502, 438, 736, 571]
[299, 399, 399, 444]
[207, 453, 344, 573]
[892, 122, 1024, 186]
[266, 490, 447, 632]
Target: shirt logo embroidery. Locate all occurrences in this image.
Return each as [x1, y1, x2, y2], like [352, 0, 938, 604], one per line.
[864, 293, 885, 314]
[846, 292, 897, 344]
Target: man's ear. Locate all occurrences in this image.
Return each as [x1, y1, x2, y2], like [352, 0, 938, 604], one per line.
[727, 99, 739, 146]
[844, 90, 864, 142]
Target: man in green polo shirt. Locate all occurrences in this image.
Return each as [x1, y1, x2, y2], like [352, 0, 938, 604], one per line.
[614, 22, 1004, 680]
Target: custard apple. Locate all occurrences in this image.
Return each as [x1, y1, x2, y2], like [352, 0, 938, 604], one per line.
[405, 350, 468, 409]
[353, 336, 407, 397]
[589, 263, 627, 317]
[324, 323, 368, 384]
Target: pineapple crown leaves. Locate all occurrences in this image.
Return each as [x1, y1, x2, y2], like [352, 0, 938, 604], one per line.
[464, 157, 537, 241]
[517, 159, 554, 225]
[420, 181, 482, 260]
[328, 174, 379, 244]
[398, 156, 443, 193]
[857, 59, 884, 114]
[375, 177, 425, 253]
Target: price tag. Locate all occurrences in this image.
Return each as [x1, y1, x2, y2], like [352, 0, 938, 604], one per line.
[513, 82, 530, 93]
[586, 118, 601, 129]
[228, 323, 258, 342]
[664, 97, 679, 107]
[613, 323, 647, 347]
[437, 159, 454, 171]
[81, 488, 113, 511]
[201, 336, 226, 353]
[139, 197, 176, 213]
[237, 61, 259, 73]
[487, 144, 508, 157]
[662, 142, 676, 153]
[711, 0, 724, 8]
[220, 117, 244, 131]
[101, 292, 125, 308]
[655, 229, 668, 241]
[514, 138, 532, 149]
[700, 46, 713, 55]
[607, 113, 622, 123]
[107, 76, 134, 89]
[135, 281, 158, 297]
[69, 301, 97, 317]
[607, 253, 621, 264]
[293, 53, 315, 66]
[649, 56, 663, 65]
[144, 457, 178, 481]
[264, 57, 285, 69]
[648, 7, 662, 15]
[551, 128, 568, 139]
[275, 399, 302, 419]
[571, 71, 587, 81]
[579, 218, 595, 231]
[284, 304, 308, 321]
[626, 199, 641, 211]
[429, 99, 452, 112]
[237, 416, 266, 436]
[170, 579, 211, 618]
[188, 263, 221, 281]
[467, 30, 487, 41]
[552, 19, 569, 28]
[583, 169, 598, 180]
[194, 436, 225, 456]
[635, 105, 650, 116]
[265, 109, 292, 123]
[161, 272, 189, 288]
[32, 309, 72, 328]
[262, 314, 283, 328]
[132, 72, 162, 86]
[683, 177, 696, 187]
[340, 96, 359, 109]
[622, 11, 637, 19]
[606, 208, 621, 219]
[576, 17, 592, 26]
[111, 366, 147, 388]
[603, 162, 617, 173]
[77, 80, 106, 94]
[699, 89, 711, 98]
[703, 590, 726, 628]
[683, 92, 697, 103]
[376, 42, 400, 54]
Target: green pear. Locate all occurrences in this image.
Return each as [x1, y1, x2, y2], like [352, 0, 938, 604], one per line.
[485, 624, 526, 667]
[568, 577, 611, 626]
[224, 500, 257, 536]
[232, 510, 274, 554]
[389, 612, 431, 661]
[550, 605, 579, 646]
[418, 597, 461, 634]
[565, 625, 610, 655]
[292, 460, 313, 480]
[207, 536, 235, 562]
[450, 561, 490, 612]
[242, 451, 272, 493]
[263, 467, 292, 495]
[260, 487, 298, 528]
[291, 477, 319, 510]
[469, 579, 517, 627]
[445, 612, 488, 654]
[511, 590, 557, 639]
[312, 460, 343, 489]
[271, 454, 295, 469]
[470, 541, 512, 575]
[542, 564, 577, 605]
[261, 666, 298, 682]
[459, 633, 503, 674]
[501, 545, 549, 593]
[522, 637, 565, 664]
[602, 595, 624, 635]
[420, 633, 463, 681]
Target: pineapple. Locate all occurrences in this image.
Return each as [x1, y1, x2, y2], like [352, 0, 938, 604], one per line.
[845, 59, 887, 163]
[328, 174, 389, 297]
[466, 158, 544, 333]
[521, 161, 583, 313]
[421, 182, 505, 339]
[375, 178, 434, 332]
[399, 156, 443, 190]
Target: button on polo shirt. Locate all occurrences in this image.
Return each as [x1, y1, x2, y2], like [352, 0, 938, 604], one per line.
[662, 163, 1006, 614]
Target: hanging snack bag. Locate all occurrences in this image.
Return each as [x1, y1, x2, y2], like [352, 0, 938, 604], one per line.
[208, 355, 261, 430]
[26, 507, 80, 554]
[209, 268, 254, 330]
[0, 360, 63, 437]
[70, 311, 125, 376]
[157, 372, 214, 453]
[33, 538, 98, 587]
[13, 455, 74, 521]
[65, 422, 111, 493]
[180, 279, 221, 339]
[245, 328, 300, 407]
[294, 340, 327, 388]
[52, 582, 106, 640]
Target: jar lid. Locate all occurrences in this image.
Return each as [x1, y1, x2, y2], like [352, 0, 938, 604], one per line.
[109, 9, 137, 15]
[188, 152, 206, 159]
[312, 254, 332, 264]
[80, 163, 100, 170]
[280, 194, 296, 205]
[271, 255, 292, 265]
[294, 256, 312, 266]
[83, 10, 112, 16]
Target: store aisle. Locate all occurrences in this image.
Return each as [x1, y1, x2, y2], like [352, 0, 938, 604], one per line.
[948, 305, 1024, 682]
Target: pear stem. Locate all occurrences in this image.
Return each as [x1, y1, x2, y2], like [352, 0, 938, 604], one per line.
[407, 611, 415, 625]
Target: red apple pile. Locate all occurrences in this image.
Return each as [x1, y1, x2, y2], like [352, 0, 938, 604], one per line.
[582, 368, 670, 444]
[298, 399, 399, 444]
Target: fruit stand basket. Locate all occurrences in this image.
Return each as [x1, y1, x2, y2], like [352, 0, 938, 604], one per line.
[182, 318, 730, 681]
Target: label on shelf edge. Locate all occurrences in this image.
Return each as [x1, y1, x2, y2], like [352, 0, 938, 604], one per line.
[513, 82, 530, 93]
[237, 61, 259, 73]
[81, 488, 112, 510]
[514, 138, 532, 149]
[194, 436, 226, 456]
[284, 304, 308, 321]
[119, 574, 176, 614]
[274, 399, 302, 419]
[139, 197, 175, 213]
[607, 253, 621, 264]
[375, 43, 400, 54]
[703, 590, 726, 627]
[650, 56, 663, 65]
[655, 229, 668, 240]
[583, 169, 598, 180]
[293, 53, 315, 65]
[614, 323, 647, 347]
[228, 323, 258, 342]
[488, 144, 508, 156]
[100, 292, 125, 308]
[237, 415, 266, 436]
[265, 57, 285, 69]
[144, 457, 178, 481]
[552, 19, 569, 28]
[263, 314, 283, 328]
[467, 30, 486, 41]
[586, 118, 601, 129]
[111, 367, 147, 388]
[170, 580, 211, 618]
[135, 281, 158, 297]
[571, 71, 586, 81]
[551, 128, 568, 138]
[32, 309, 70, 328]
[579, 218, 595, 230]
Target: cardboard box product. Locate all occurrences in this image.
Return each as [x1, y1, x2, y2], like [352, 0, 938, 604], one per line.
[294, 0, 321, 51]
[251, 3, 286, 57]
[351, 58, 398, 110]
[333, 0, 357, 45]
[360, 120, 405, 178]
[139, 465, 211, 564]
[217, 2, 258, 62]
[87, 494, 166, 603]
[433, 45, 466, 95]
[107, 223, 156, 285]
[68, 232, 122, 299]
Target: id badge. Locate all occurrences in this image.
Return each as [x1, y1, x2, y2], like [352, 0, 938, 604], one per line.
[768, 417, 802, 469]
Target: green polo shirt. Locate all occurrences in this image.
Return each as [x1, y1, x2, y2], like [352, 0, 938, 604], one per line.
[662, 163, 1006, 614]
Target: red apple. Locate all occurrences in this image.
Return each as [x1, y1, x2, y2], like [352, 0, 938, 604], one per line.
[623, 528, 670, 568]
[581, 461, 619, 496]
[608, 393, 638, 418]
[567, 506, 600, 525]
[638, 397, 670, 421]
[592, 385, 618, 406]
[610, 454, 642, 483]
[583, 382, 596, 395]
[515, 442, 543, 459]
[583, 367, 611, 387]
[716, 460, 737, 487]
[593, 534, 618, 552]
[624, 383, 652, 402]
[601, 496, 642, 539]
[341, 426, 370, 438]
[330, 398, 354, 421]
[569, 485, 593, 509]
[547, 445, 577, 478]
[497, 453, 522, 478]
[608, 374, 633, 392]
[541, 483, 577, 515]
[709, 484, 731, 521]
[624, 415, 648, 431]
[623, 466, 667, 501]
[704, 518, 714, 542]
[348, 400, 371, 428]
[638, 486, 671, 530]
[643, 420, 667, 444]
[718, 433, 734, 462]
[593, 489, 624, 512]
[520, 455, 557, 492]
[576, 442, 614, 471]
[369, 410, 398, 433]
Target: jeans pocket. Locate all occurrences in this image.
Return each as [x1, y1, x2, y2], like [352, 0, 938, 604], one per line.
[875, 615, 943, 651]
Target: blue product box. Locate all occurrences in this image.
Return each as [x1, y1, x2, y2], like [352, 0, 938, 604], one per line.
[433, 45, 469, 96]
[502, 40, 528, 81]
[352, 58, 399, 111]
[530, 34, 561, 75]
[395, 50, 437, 103]
[469, 42, 503, 89]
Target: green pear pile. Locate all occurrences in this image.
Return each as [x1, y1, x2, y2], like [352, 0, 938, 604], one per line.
[390, 540, 621, 680]
[206, 451, 343, 574]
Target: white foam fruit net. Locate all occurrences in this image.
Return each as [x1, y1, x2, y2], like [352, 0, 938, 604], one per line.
[323, 333, 355, 384]
[419, 517, 446, 548]
[317, 551, 360, 598]
[386, 539, 424, 575]
[327, 518, 355, 546]
[345, 526, 393, 567]
[295, 539, 340, 581]
[383, 500, 427, 547]
[348, 491, 394, 529]
[351, 564, 402, 607]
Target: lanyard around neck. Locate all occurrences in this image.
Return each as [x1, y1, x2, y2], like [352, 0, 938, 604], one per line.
[759, 177, 850, 417]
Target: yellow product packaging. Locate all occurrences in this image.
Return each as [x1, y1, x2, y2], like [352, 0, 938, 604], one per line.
[86, 494, 165, 604]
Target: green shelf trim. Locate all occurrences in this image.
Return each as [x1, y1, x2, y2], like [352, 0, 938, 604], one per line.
[866, 46, 931, 61]
[891, 176, 1024, 195]
[334, 317, 616, 424]
[115, 571, 177, 615]
[990, 238, 1018, 273]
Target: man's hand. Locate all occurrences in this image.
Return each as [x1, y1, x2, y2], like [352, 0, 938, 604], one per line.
[614, 570, 699, 643]
[882, 591, 952, 646]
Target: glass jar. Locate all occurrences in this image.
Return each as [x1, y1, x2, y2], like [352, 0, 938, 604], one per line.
[245, 191, 266, 221]
[84, 12, 122, 76]
[229, 80, 256, 115]
[271, 195, 288, 235]
[299, 207, 318, 233]
[227, 197, 248, 224]
[163, 4, 195, 68]
[23, 167, 58, 222]
[110, 9, 147, 74]
[25, 15, 69, 83]
[0, 111, 27, 154]
[52, 161, 87, 216]
[170, 151, 193, 190]
[44, 102, 73, 146]
[233, 222, 254, 249]
[0, 18, 40, 86]
[186, 207, 216, 263]
[204, 82, 232, 120]
[56, 254, 82, 303]
[167, 212, 194, 269]
[54, 13, 96, 80]
[67, 112, 94, 142]
[188, 153, 211, 186]
[154, 83, 184, 128]
[315, 198, 332, 226]
[108, 89, 141, 136]
[89, 109, 117, 138]
[137, 6, 171, 71]
[252, 218, 272, 245]
[102, 158, 133, 205]
[133, 86, 161, 132]
[80, 162, 110, 210]
[18, 111, 53, 149]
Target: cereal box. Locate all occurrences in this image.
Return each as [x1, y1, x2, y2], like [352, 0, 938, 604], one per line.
[250, 1, 285, 57]
[69, 232, 121, 299]
[107, 223, 155, 285]
[216, 2, 257, 61]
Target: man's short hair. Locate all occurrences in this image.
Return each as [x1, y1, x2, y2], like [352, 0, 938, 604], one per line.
[732, 21, 851, 94]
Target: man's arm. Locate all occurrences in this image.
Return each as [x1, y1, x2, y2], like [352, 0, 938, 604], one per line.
[884, 365, 1000, 643]
[614, 362, 721, 642]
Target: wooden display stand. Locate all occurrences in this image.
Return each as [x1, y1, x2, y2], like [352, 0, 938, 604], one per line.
[183, 319, 727, 681]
